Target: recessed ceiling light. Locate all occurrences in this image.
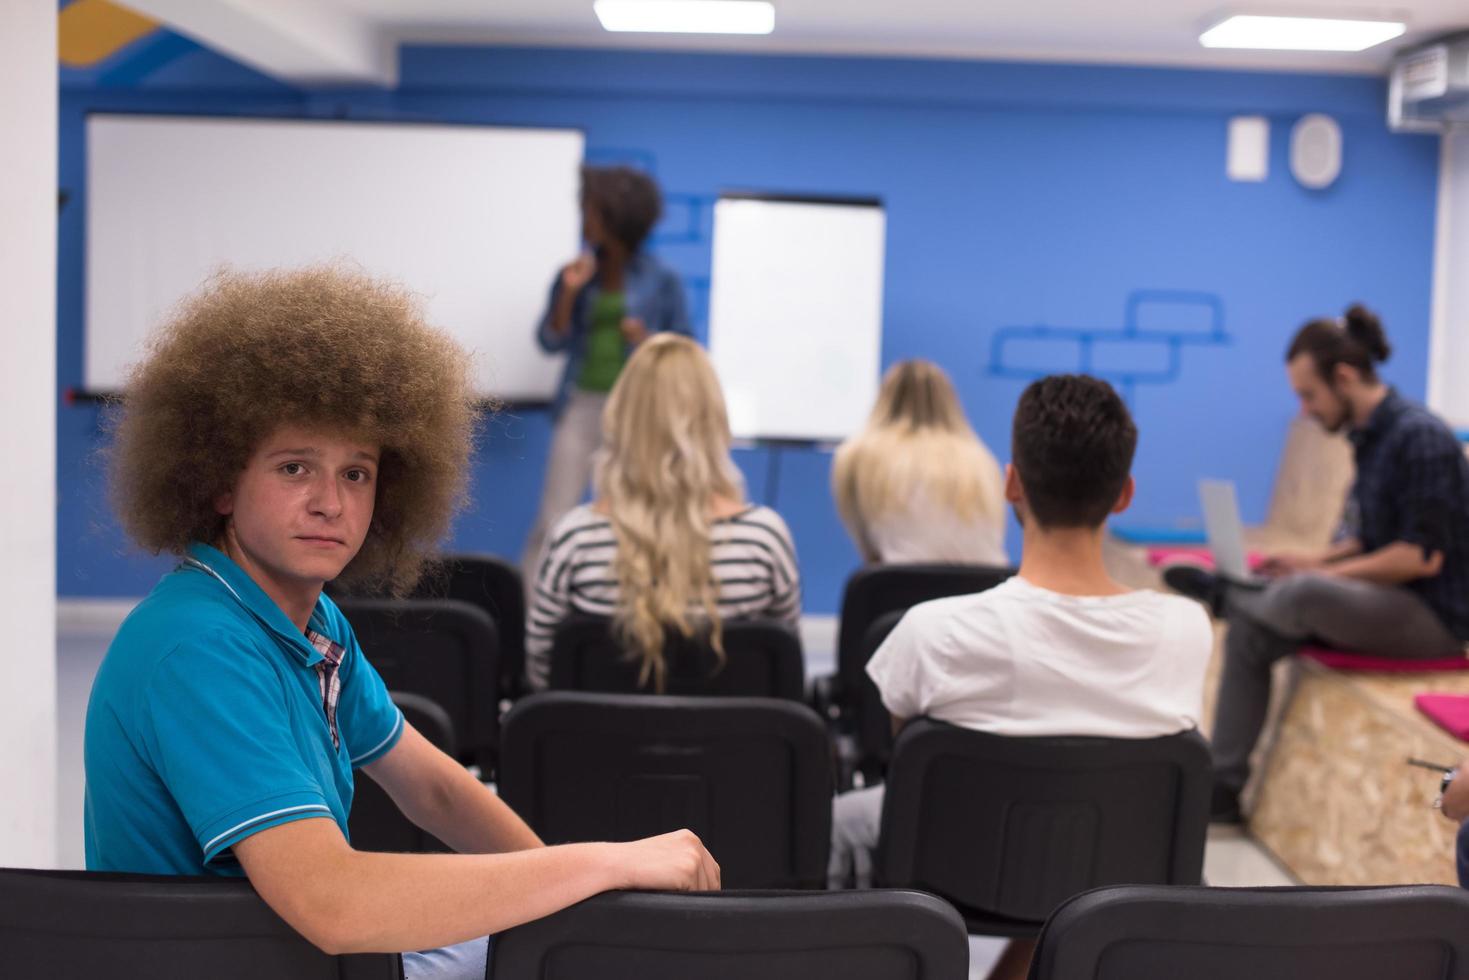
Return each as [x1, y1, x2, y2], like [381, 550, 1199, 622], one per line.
[1200, 14, 1405, 51]
[593, 0, 775, 35]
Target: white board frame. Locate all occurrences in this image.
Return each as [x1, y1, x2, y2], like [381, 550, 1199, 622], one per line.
[85, 113, 584, 400]
[707, 193, 886, 442]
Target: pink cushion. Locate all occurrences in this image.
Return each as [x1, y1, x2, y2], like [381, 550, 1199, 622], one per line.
[1415, 694, 1469, 741]
[1299, 647, 1469, 673]
[1146, 547, 1265, 570]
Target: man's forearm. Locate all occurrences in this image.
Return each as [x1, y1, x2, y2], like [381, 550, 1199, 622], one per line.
[236, 820, 717, 957]
[1321, 537, 1363, 564]
[1328, 541, 1440, 585]
[260, 835, 621, 954]
[340, 844, 628, 952]
[392, 760, 543, 855]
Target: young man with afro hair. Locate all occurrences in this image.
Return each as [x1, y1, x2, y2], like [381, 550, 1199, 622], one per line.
[85, 266, 718, 979]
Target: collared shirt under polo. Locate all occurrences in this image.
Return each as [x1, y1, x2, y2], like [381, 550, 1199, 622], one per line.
[84, 542, 404, 875]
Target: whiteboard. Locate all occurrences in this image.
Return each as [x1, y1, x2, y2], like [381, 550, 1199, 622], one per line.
[708, 195, 885, 442]
[86, 114, 584, 399]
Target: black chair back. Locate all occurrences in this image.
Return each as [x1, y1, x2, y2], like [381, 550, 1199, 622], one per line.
[336, 597, 499, 771]
[836, 564, 1014, 715]
[491, 889, 969, 980]
[413, 553, 526, 700]
[0, 868, 400, 979]
[548, 616, 804, 700]
[877, 720, 1211, 935]
[347, 691, 455, 854]
[854, 608, 906, 776]
[1030, 884, 1469, 980]
[500, 692, 832, 888]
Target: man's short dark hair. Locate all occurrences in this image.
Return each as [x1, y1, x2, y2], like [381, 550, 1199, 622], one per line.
[580, 165, 662, 253]
[1011, 374, 1138, 528]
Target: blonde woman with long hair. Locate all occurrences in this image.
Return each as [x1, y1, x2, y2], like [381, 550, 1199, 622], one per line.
[525, 334, 800, 691]
[832, 360, 1006, 565]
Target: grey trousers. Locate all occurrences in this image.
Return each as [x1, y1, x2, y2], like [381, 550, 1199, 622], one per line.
[403, 937, 491, 980]
[519, 390, 608, 585]
[1212, 573, 1462, 792]
[828, 785, 886, 889]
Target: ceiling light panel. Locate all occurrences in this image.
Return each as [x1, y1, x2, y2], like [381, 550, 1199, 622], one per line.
[593, 0, 776, 35]
[1199, 15, 1405, 52]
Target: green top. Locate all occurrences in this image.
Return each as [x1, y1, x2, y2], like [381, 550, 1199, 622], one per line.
[576, 290, 627, 393]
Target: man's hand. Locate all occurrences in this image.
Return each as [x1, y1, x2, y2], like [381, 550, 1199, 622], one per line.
[1442, 765, 1469, 822]
[608, 829, 720, 892]
[620, 316, 650, 346]
[1258, 551, 1322, 578]
[560, 252, 596, 294]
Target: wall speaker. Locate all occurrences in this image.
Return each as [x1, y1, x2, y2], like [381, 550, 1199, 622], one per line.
[1290, 113, 1342, 190]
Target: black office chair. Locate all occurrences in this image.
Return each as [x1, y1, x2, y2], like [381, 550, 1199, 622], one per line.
[1029, 884, 1469, 980]
[853, 608, 906, 779]
[0, 867, 400, 979]
[347, 691, 455, 854]
[547, 616, 804, 700]
[412, 553, 527, 701]
[336, 597, 500, 772]
[830, 563, 1014, 724]
[490, 889, 969, 980]
[500, 692, 832, 888]
[876, 720, 1211, 937]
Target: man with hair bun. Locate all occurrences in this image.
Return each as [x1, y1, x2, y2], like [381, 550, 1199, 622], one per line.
[86, 266, 718, 979]
[1166, 304, 1469, 823]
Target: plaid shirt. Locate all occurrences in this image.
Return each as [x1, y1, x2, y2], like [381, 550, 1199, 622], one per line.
[306, 628, 346, 750]
[1345, 389, 1469, 640]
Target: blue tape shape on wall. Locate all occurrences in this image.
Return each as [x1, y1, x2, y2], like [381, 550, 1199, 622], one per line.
[655, 193, 716, 247]
[989, 289, 1229, 404]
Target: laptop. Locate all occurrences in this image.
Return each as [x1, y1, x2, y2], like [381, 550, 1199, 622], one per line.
[1198, 479, 1266, 587]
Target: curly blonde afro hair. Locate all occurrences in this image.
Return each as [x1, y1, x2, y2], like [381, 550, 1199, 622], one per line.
[108, 264, 480, 595]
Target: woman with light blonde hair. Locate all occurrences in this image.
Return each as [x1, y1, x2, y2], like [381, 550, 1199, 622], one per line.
[525, 334, 800, 691]
[832, 360, 1006, 565]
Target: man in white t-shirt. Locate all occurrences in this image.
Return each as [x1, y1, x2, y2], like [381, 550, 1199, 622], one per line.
[828, 374, 1212, 980]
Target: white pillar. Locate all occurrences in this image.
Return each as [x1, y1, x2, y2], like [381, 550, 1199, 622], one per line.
[0, 0, 59, 867]
[1428, 133, 1469, 429]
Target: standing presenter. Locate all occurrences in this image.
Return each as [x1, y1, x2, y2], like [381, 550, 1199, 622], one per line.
[522, 165, 692, 578]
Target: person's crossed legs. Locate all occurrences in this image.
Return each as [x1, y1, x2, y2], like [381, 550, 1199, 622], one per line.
[1211, 572, 1461, 816]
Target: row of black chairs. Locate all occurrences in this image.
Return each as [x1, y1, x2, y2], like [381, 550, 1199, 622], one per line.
[7, 867, 1468, 980]
[348, 557, 1206, 939]
[357, 693, 1210, 926]
[338, 555, 1018, 780]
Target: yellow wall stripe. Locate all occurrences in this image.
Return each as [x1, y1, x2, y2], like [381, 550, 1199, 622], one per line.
[59, 0, 159, 68]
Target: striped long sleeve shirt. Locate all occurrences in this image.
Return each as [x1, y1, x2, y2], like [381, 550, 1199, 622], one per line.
[525, 503, 802, 690]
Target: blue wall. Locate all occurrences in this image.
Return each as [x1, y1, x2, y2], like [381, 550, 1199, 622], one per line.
[57, 41, 1442, 613]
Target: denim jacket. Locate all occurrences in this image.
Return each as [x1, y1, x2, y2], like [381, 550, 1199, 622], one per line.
[535, 251, 692, 415]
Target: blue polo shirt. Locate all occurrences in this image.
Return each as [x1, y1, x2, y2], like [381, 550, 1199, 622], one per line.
[84, 542, 404, 875]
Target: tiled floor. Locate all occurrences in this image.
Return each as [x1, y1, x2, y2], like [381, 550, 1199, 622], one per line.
[57, 604, 1296, 978]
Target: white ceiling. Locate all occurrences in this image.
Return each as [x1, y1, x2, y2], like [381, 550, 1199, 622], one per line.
[332, 0, 1469, 75]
